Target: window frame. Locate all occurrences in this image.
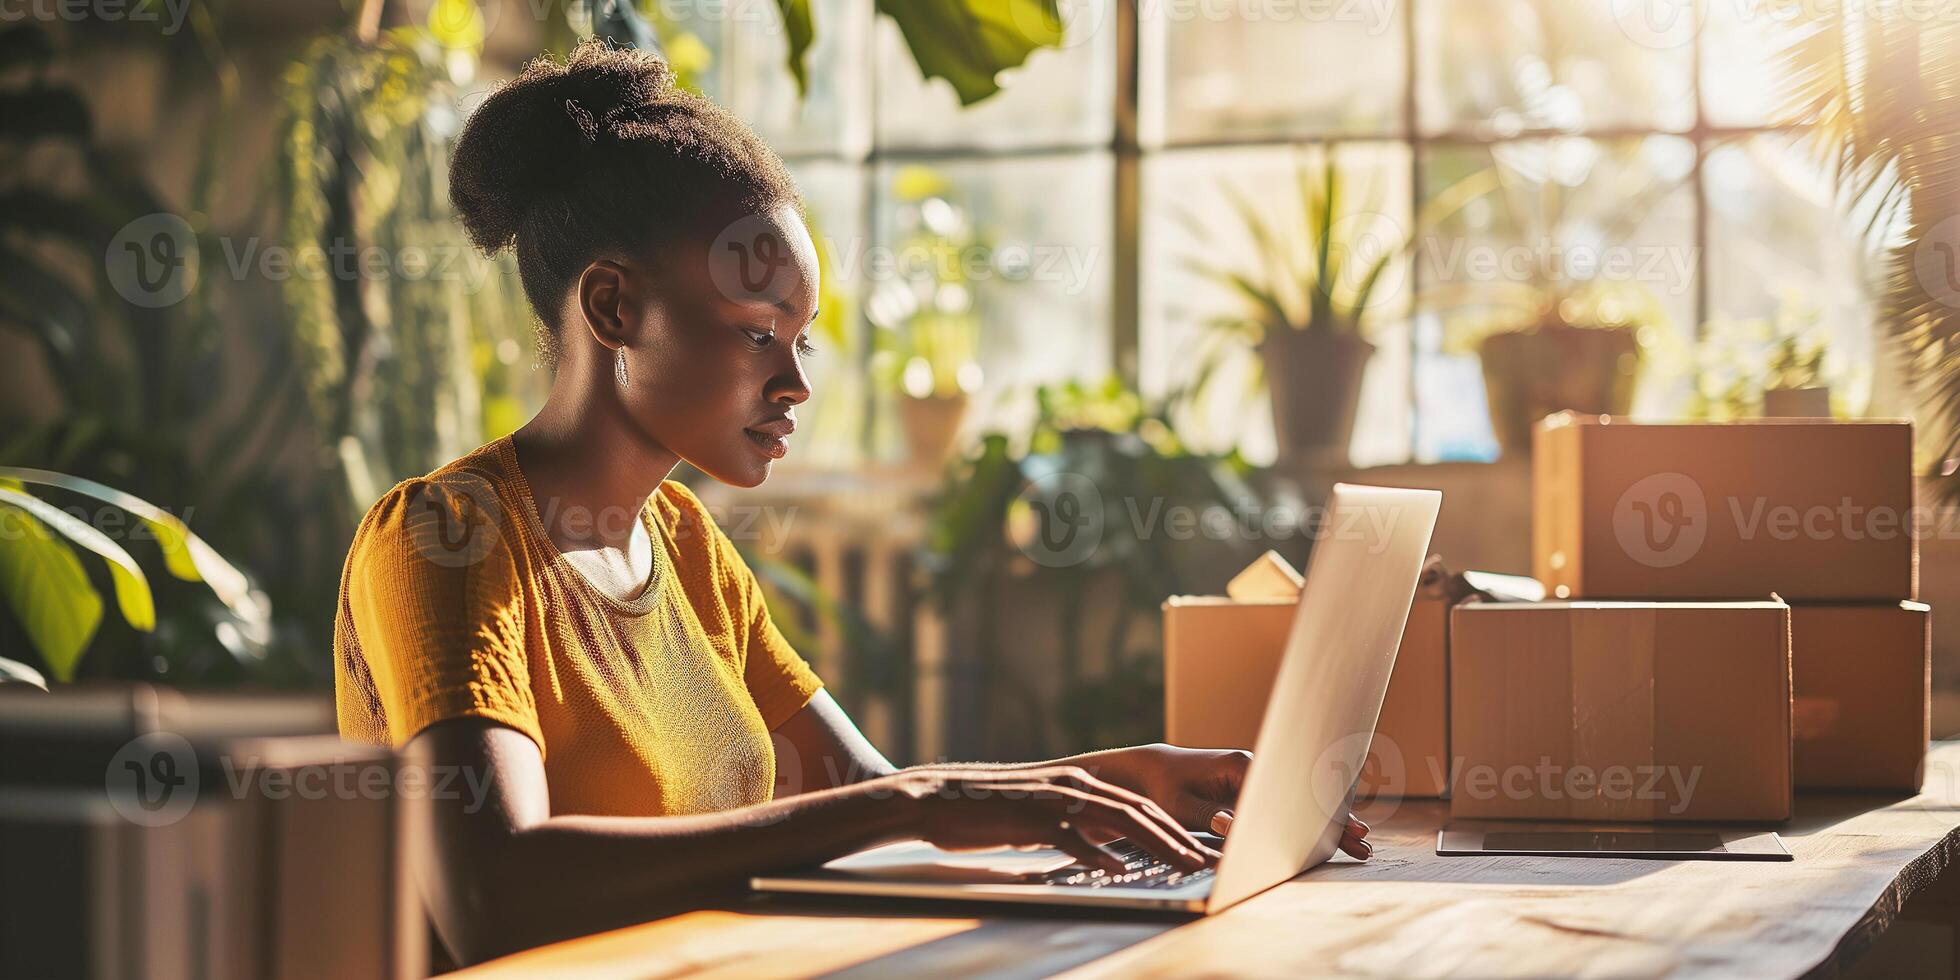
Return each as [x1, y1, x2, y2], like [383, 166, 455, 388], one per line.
[767, 0, 1814, 465]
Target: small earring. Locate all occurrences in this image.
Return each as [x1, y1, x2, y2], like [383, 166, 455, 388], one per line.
[614, 347, 629, 386]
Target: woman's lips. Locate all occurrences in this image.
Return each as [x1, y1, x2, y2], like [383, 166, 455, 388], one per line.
[744, 422, 792, 459]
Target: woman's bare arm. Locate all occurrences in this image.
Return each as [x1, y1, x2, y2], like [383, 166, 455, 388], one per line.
[407, 716, 1218, 965]
[767, 689, 897, 795]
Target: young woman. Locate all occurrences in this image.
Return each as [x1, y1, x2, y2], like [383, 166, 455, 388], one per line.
[334, 41, 1370, 965]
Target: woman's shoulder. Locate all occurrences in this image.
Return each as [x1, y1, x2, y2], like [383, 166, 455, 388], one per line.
[347, 440, 526, 575]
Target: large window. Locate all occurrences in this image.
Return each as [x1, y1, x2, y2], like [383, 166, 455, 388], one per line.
[676, 0, 1872, 467]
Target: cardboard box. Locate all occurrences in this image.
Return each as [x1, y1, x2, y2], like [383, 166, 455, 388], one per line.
[1450, 600, 1792, 822]
[1792, 602, 1931, 792]
[1533, 414, 1915, 600]
[1163, 554, 1453, 798]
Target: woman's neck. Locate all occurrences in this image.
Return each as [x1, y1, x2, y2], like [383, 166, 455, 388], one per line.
[510, 391, 679, 553]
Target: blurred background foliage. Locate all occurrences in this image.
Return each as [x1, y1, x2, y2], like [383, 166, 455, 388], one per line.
[5, 0, 1958, 756]
[0, 0, 1071, 692]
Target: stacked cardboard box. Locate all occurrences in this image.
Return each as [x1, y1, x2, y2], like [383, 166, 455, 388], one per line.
[1790, 601, 1931, 791]
[1450, 599, 1793, 821]
[1165, 552, 1509, 799]
[1450, 414, 1927, 822]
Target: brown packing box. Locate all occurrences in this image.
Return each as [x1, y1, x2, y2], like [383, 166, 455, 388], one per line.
[1792, 602, 1931, 792]
[1163, 557, 1453, 798]
[1533, 414, 1915, 600]
[1450, 600, 1792, 822]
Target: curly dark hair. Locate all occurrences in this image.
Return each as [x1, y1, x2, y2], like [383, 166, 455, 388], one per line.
[449, 40, 800, 359]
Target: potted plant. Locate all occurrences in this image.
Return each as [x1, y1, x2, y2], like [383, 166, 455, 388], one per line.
[1761, 335, 1833, 417]
[1690, 299, 1841, 420]
[1427, 146, 1689, 455]
[870, 167, 985, 468]
[1181, 158, 1406, 467]
[1452, 282, 1650, 453]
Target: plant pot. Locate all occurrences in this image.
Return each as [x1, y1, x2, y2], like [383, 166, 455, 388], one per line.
[1479, 325, 1639, 456]
[897, 392, 968, 468]
[1762, 386, 1832, 418]
[1260, 329, 1375, 468]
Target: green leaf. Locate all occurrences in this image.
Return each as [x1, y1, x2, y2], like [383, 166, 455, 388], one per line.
[0, 467, 235, 589]
[876, 0, 1064, 106]
[773, 0, 815, 97]
[0, 486, 153, 641]
[0, 498, 102, 683]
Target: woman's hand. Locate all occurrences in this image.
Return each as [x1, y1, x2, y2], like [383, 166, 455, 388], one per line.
[873, 765, 1225, 874]
[1088, 743, 1372, 860]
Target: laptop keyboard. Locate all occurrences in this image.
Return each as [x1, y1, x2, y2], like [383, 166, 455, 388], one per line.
[1034, 840, 1216, 891]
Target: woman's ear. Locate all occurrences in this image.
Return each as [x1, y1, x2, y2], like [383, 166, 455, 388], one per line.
[575, 260, 640, 353]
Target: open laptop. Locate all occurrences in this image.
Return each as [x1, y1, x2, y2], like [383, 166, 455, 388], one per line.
[752, 484, 1442, 915]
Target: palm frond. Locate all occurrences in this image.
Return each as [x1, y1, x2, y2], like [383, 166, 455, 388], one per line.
[1781, 10, 1960, 497]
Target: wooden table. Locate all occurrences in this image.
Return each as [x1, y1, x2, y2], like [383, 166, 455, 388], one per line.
[455, 743, 1960, 979]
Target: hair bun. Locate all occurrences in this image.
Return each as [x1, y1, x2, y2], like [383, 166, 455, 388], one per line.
[449, 41, 676, 253]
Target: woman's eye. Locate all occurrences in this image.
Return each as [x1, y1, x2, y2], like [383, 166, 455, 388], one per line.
[742, 328, 775, 349]
[796, 336, 819, 358]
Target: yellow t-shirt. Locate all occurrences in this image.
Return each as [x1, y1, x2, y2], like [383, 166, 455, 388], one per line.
[333, 437, 824, 817]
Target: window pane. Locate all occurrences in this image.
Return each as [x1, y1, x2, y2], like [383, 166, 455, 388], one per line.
[1415, 136, 1698, 454]
[677, 0, 872, 158]
[788, 160, 871, 468]
[1416, 0, 1695, 136]
[1702, 135, 1874, 414]
[1142, 1, 1406, 145]
[1701, 2, 1805, 127]
[873, 1, 1115, 151]
[1141, 143, 1414, 466]
[868, 154, 1113, 456]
